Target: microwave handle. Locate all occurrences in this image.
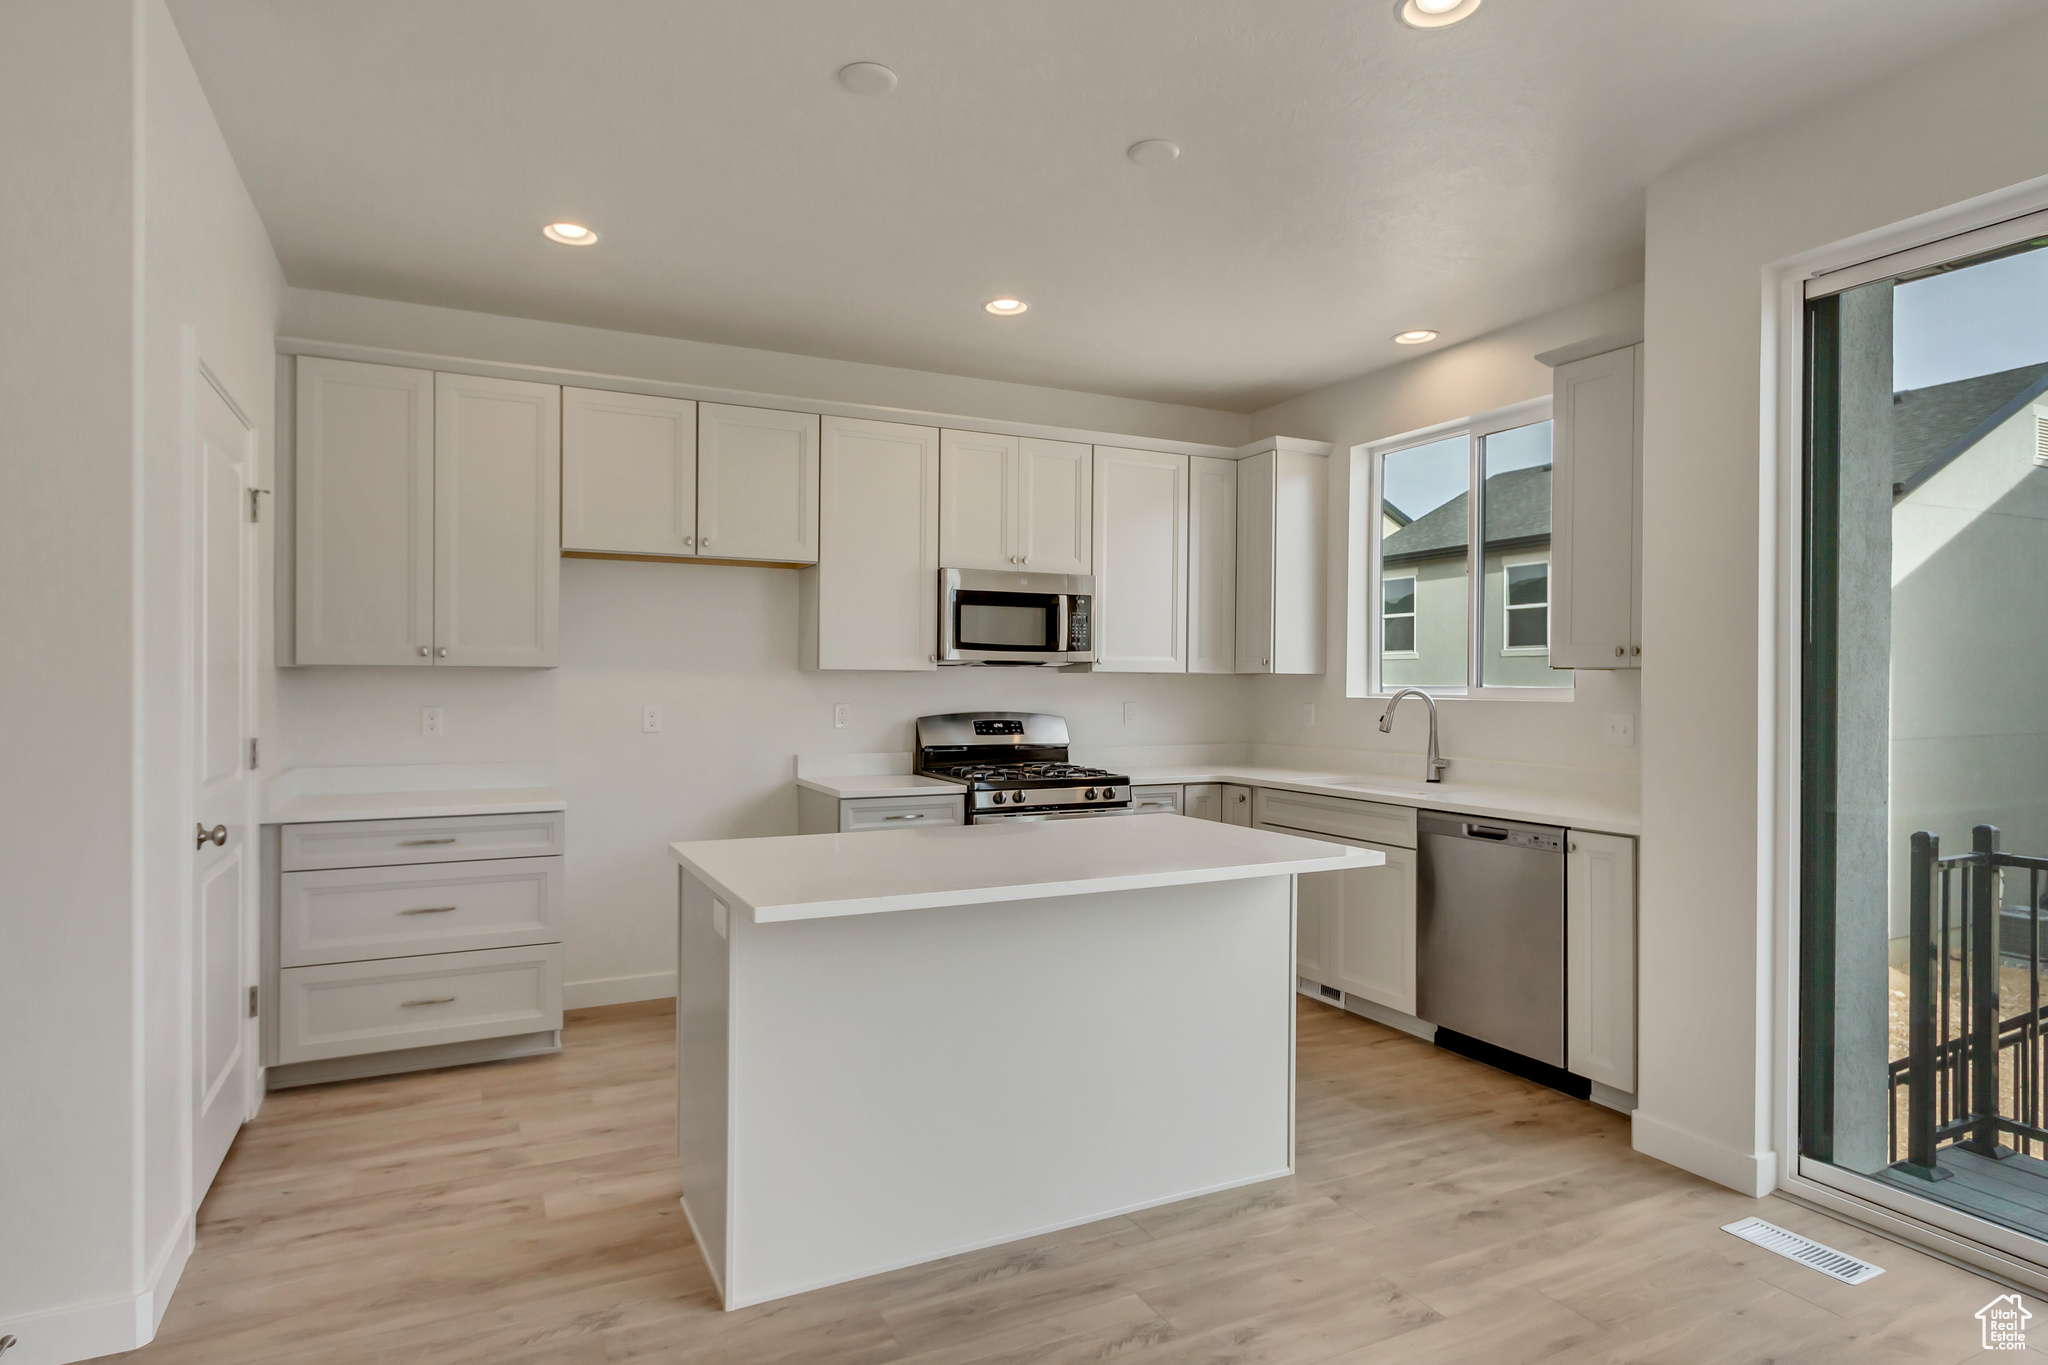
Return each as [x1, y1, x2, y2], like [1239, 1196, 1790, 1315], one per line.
[937, 569, 958, 661]
[1057, 593, 1071, 655]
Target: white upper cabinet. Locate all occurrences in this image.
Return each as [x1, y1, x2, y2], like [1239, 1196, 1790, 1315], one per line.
[1091, 447, 1189, 672]
[938, 430, 1016, 570]
[1545, 340, 1642, 670]
[697, 404, 820, 564]
[1235, 442, 1327, 674]
[808, 416, 939, 671]
[1017, 438, 1091, 575]
[561, 388, 697, 556]
[295, 357, 435, 666]
[433, 373, 561, 667]
[939, 432, 1091, 574]
[1188, 455, 1236, 674]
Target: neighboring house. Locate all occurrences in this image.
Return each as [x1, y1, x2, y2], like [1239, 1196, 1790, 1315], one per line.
[1888, 361, 2048, 937]
[1380, 464, 1565, 688]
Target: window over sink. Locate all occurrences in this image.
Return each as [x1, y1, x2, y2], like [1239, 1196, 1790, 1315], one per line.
[1352, 398, 1574, 697]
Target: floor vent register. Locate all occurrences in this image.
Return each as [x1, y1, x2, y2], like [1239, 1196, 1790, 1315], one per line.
[1721, 1217, 1885, 1285]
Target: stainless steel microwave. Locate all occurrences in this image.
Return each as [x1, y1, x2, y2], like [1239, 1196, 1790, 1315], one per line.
[938, 568, 1094, 666]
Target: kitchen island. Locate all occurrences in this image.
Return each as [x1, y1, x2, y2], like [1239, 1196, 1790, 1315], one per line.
[670, 814, 1379, 1309]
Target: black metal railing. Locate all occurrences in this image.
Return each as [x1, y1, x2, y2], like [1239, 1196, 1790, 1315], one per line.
[1888, 824, 2048, 1179]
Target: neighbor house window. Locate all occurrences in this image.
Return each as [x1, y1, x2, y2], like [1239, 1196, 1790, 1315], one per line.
[1382, 576, 1417, 656]
[1355, 402, 1573, 694]
[1502, 557, 1548, 651]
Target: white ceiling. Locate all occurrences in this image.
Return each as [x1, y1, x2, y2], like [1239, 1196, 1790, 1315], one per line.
[168, 0, 2039, 413]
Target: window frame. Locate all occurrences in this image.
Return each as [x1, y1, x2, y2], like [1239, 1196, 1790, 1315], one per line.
[1349, 395, 1566, 700]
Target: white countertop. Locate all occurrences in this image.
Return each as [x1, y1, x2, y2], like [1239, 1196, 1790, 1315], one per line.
[795, 772, 964, 800]
[1124, 765, 1639, 836]
[265, 786, 567, 824]
[670, 814, 1380, 923]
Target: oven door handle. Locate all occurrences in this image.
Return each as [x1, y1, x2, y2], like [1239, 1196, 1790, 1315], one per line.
[980, 807, 1136, 822]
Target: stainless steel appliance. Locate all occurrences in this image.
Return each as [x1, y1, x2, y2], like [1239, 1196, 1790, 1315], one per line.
[1415, 811, 1572, 1081]
[915, 712, 1133, 822]
[938, 569, 1094, 667]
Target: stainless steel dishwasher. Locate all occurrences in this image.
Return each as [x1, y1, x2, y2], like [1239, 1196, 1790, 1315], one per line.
[1416, 811, 1569, 1075]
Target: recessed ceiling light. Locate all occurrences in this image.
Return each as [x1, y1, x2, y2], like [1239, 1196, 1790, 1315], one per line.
[1396, 0, 1482, 28]
[1127, 139, 1181, 167]
[543, 222, 598, 246]
[985, 298, 1029, 316]
[1393, 329, 1439, 345]
[838, 62, 899, 95]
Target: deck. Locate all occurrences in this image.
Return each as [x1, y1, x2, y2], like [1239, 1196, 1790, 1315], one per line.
[1883, 1144, 2048, 1233]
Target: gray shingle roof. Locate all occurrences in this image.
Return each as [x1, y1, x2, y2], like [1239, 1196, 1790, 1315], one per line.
[1894, 362, 2048, 494]
[1383, 465, 1550, 565]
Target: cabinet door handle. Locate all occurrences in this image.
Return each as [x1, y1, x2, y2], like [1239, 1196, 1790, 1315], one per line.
[684, 535, 694, 547]
[195, 823, 227, 849]
[883, 813, 928, 821]
[437, 647, 448, 658]
[419, 645, 429, 657]
[400, 905, 458, 915]
[400, 997, 456, 1008]
[400, 837, 458, 846]
[701, 537, 712, 548]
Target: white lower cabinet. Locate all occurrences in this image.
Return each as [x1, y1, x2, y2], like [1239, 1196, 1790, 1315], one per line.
[796, 788, 964, 834]
[277, 944, 563, 1065]
[1221, 784, 1254, 826]
[1183, 783, 1223, 822]
[1131, 784, 1183, 815]
[1566, 829, 1637, 1092]
[265, 810, 566, 1085]
[1255, 789, 1418, 1016]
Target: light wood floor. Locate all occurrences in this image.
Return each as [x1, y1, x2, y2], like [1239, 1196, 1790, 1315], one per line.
[116, 997, 2035, 1365]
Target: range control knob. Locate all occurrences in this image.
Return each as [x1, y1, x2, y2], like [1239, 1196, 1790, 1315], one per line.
[1084, 788, 1098, 800]
[1102, 788, 1119, 801]
[1014, 789, 1027, 802]
[991, 791, 1007, 805]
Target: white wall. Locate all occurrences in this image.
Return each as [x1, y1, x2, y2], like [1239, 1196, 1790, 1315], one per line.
[1243, 284, 1644, 800]
[273, 294, 1259, 1005]
[1639, 8, 2048, 1195]
[0, 1, 283, 1355]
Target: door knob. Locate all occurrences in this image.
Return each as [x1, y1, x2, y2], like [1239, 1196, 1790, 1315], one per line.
[196, 823, 227, 849]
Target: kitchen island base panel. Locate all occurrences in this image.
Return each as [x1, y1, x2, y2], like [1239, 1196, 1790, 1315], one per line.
[677, 868, 1296, 1310]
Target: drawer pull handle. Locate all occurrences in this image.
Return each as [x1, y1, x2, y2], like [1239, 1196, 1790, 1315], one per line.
[400, 837, 459, 846]
[400, 905, 458, 915]
[883, 813, 928, 821]
[401, 996, 456, 1008]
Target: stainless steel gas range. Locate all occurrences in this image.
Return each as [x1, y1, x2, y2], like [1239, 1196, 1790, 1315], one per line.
[914, 712, 1133, 823]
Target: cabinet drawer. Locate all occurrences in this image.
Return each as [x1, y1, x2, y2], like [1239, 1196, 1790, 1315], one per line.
[839, 793, 964, 833]
[1253, 788, 1416, 849]
[281, 811, 566, 871]
[276, 945, 563, 1064]
[1131, 784, 1183, 815]
[280, 856, 563, 968]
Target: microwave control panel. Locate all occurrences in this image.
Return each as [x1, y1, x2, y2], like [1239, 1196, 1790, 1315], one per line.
[1067, 597, 1092, 652]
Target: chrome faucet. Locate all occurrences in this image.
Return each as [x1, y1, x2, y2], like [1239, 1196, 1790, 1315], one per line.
[1379, 689, 1447, 783]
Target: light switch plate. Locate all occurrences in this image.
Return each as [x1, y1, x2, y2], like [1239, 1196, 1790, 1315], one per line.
[643, 705, 662, 734]
[421, 706, 444, 738]
[834, 703, 850, 729]
[1604, 713, 1635, 747]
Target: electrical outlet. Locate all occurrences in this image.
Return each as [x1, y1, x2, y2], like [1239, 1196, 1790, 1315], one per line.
[643, 705, 662, 734]
[1124, 702, 1137, 725]
[1302, 703, 1316, 728]
[421, 706, 444, 737]
[834, 703, 850, 729]
[1604, 713, 1635, 747]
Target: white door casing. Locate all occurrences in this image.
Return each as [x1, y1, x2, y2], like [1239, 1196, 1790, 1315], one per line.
[192, 355, 258, 1197]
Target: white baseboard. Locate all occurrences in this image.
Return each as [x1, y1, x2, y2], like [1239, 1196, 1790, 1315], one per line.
[1632, 1109, 1777, 1196]
[564, 969, 676, 1010]
[1339, 993, 1437, 1043]
[0, 1218, 190, 1365]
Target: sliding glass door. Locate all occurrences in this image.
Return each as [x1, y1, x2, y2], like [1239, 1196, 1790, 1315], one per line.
[1802, 231, 2048, 1254]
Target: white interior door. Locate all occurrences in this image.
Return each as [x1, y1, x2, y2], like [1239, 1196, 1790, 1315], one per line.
[193, 363, 257, 1196]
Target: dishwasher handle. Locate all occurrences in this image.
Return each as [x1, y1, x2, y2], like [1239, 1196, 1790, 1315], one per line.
[1467, 825, 1511, 841]
[1418, 810, 1566, 853]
